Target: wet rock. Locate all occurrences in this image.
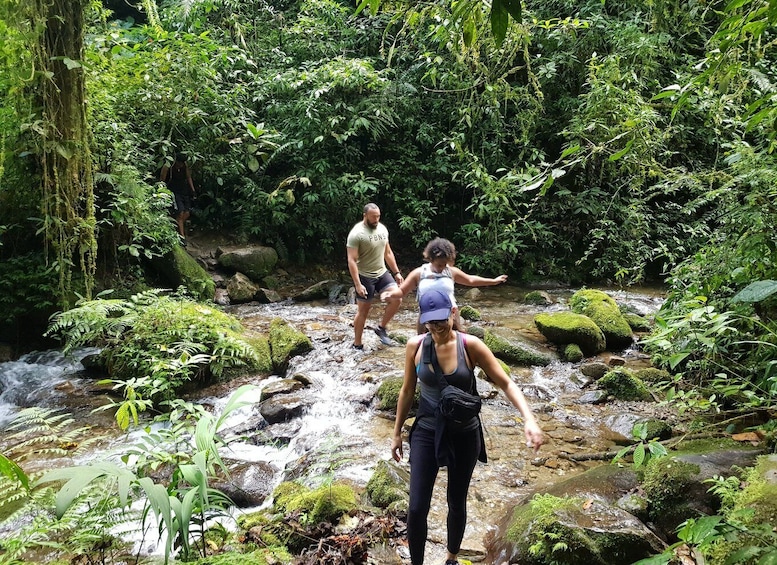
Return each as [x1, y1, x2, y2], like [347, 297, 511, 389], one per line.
[459, 304, 482, 321]
[578, 390, 608, 404]
[213, 460, 278, 507]
[293, 280, 334, 302]
[562, 343, 584, 363]
[255, 288, 283, 303]
[148, 245, 215, 301]
[570, 289, 634, 350]
[80, 352, 107, 377]
[256, 419, 303, 445]
[580, 361, 610, 380]
[623, 312, 652, 332]
[227, 272, 260, 304]
[599, 368, 651, 401]
[268, 318, 313, 373]
[260, 378, 307, 401]
[464, 288, 482, 301]
[366, 460, 410, 511]
[328, 283, 348, 304]
[569, 371, 595, 388]
[217, 244, 279, 280]
[259, 393, 310, 424]
[214, 287, 230, 305]
[633, 417, 672, 441]
[608, 355, 627, 366]
[523, 290, 553, 306]
[479, 329, 553, 366]
[534, 312, 606, 356]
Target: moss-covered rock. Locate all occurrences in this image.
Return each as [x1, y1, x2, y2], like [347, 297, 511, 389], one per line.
[272, 480, 358, 525]
[641, 456, 701, 529]
[459, 304, 482, 321]
[375, 377, 417, 411]
[569, 289, 634, 350]
[217, 245, 279, 281]
[523, 290, 552, 306]
[562, 343, 584, 363]
[634, 367, 672, 383]
[268, 318, 312, 372]
[365, 460, 410, 511]
[243, 334, 273, 374]
[633, 418, 672, 441]
[534, 311, 606, 356]
[623, 312, 652, 332]
[598, 368, 651, 401]
[503, 493, 662, 564]
[482, 330, 552, 366]
[188, 548, 293, 565]
[150, 245, 216, 301]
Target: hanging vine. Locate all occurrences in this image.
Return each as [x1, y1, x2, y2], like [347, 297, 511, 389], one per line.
[29, 0, 97, 306]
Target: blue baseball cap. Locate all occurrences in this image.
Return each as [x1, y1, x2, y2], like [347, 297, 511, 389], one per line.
[419, 290, 453, 324]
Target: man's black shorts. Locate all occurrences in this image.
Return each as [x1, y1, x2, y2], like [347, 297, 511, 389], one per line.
[357, 271, 397, 301]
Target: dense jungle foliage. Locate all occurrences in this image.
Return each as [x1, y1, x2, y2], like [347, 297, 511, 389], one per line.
[1, 0, 777, 563]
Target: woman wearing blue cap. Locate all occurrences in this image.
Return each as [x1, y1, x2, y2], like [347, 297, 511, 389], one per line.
[391, 289, 544, 565]
[380, 237, 507, 333]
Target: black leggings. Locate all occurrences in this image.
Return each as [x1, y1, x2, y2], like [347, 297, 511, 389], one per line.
[407, 424, 481, 565]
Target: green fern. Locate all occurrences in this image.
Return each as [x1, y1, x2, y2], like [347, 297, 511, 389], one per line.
[4, 407, 102, 461]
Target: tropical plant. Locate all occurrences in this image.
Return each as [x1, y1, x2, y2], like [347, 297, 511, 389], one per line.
[35, 385, 259, 564]
[612, 421, 668, 470]
[45, 290, 264, 418]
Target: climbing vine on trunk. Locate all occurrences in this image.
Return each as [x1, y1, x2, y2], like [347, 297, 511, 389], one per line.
[31, 0, 97, 306]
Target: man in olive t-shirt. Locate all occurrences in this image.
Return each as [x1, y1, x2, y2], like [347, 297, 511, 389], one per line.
[346, 203, 404, 349]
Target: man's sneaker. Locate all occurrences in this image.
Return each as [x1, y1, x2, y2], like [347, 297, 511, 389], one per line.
[374, 325, 397, 346]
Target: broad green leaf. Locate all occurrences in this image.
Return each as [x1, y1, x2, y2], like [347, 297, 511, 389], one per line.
[731, 280, 777, 303]
[560, 144, 580, 159]
[63, 57, 81, 69]
[633, 443, 646, 468]
[503, 0, 522, 21]
[247, 156, 260, 172]
[609, 139, 634, 162]
[490, 0, 509, 46]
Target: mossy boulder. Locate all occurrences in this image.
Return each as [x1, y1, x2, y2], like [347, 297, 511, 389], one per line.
[523, 290, 552, 306]
[634, 367, 672, 383]
[150, 245, 216, 301]
[268, 318, 312, 373]
[562, 343, 584, 363]
[480, 330, 552, 366]
[459, 304, 482, 321]
[642, 456, 701, 531]
[273, 480, 358, 525]
[499, 493, 663, 565]
[365, 459, 410, 511]
[243, 334, 273, 374]
[633, 418, 672, 441]
[217, 245, 279, 281]
[569, 289, 634, 350]
[534, 311, 606, 356]
[623, 312, 652, 332]
[375, 377, 417, 412]
[598, 368, 651, 401]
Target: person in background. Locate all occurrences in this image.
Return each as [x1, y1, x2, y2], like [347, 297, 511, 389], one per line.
[160, 153, 196, 244]
[382, 237, 507, 332]
[391, 289, 544, 565]
[346, 203, 404, 349]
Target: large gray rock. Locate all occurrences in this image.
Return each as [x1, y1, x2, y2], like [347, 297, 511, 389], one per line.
[212, 460, 278, 508]
[227, 272, 260, 304]
[217, 245, 278, 281]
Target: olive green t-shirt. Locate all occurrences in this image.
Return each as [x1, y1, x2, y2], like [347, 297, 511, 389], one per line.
[346, 221, 389, 278]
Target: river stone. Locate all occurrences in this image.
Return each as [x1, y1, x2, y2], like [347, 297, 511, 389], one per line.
[148, 245, 216, 301]
[293, 280, 334, 302]
[268, 318, 313, 373]
[577, 390, 608, 404]
[259, 393, 310, 424]
[523, 290, 552, 306]
[255, 288, 282, 303]
[570, 289, 634, 351]
[260, 378, 307, 402]
[217, 244, 278, 281]
[213, 460, 277, 507]
[214, 287, 230, 305]
[580, 361, 610, 380]
[227, 272, 259, 304]
[256, 420, 303, 446]
[534, 311, 606, 356]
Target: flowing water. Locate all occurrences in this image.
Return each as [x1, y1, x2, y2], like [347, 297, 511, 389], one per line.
[0, 285, 667, 563]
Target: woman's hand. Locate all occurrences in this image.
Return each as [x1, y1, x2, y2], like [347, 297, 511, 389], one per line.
[391, 434, 404, 462]
[524, 421, 544, 453]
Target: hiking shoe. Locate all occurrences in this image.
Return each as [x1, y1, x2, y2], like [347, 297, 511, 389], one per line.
[374, 325, 397, 346]
[352, 343, 364, 350]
